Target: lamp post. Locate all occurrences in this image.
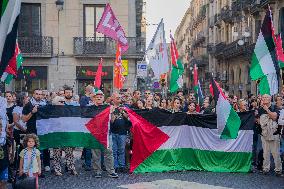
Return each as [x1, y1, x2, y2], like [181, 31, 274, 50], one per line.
[55, 0, 64, 71]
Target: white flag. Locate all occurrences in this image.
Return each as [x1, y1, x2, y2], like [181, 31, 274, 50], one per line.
[146, 19, 169, 79]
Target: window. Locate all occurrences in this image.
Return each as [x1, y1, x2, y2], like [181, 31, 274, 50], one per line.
[83, 5, 105, 38]
[18, 3, 41, 36]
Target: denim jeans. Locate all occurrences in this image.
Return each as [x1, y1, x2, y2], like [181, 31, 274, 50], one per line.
[112, 134, 127, 168]
[84, 148, 92, 167]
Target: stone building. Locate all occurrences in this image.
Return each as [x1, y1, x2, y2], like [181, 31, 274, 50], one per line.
[175, 0, 210, 94]
[4, 0, 145, 96]
[176, 0, 284, 98]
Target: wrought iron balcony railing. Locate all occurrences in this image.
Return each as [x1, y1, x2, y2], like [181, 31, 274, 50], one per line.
[214, 14, 221, 27]
[18, 36, 53, 57]
[192, 32, 206, 49]
[190, 55, 209, 67]
[222, 37, 254, 59]
[220, 5, 233, 23]
[73, 37, 146, 57]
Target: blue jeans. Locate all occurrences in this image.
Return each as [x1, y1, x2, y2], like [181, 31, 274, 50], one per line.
[84, 149, 92, 167]
[112, 134, 127, 168]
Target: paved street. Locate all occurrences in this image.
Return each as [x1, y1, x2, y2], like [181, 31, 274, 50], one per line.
[6, 149, 283, 189]
[38, 166, 284, 189]
[7, 150, 284, 189]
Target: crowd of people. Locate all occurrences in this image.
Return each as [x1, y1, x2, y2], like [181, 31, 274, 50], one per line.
[0, 85, 284, 188]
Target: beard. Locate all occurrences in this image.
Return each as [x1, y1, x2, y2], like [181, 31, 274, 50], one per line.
[65, 96, 73, 100]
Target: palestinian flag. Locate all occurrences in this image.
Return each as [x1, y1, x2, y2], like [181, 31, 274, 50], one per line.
[36, 105, 110, 150]
[169, 35, 184, 93]
[170, 34, 178, 67]
[210, 77, 241, 139]
[126, 108, 254, 173]
[1, 41, 23, 84]
[0, 0, 21, 78]
[275, 34, 284, 68]
[193, 64, 203, 112]
[250, 9, 279, 95]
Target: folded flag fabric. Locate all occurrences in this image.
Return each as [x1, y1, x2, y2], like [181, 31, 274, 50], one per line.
[210, 77, 241, 139]
[127, 108, 254, 173]
[36, 105, 109, 150]
[0, 0, 21, 77]
[250, 9, 279, 95]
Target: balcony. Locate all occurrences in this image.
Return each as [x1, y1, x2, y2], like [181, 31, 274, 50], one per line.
[190, 54, 209, 67]
[192, 32, 206, 49]
[18, 36, 53, 57]
[250, 0, 275, 15]
[73, 37, 146, 58]
[222, 37, 255, 59]
[231, 0, 243, 21]
[211, 42, 226, 58]
[214, 14, 221, 27]
[220, 5, 233, 23]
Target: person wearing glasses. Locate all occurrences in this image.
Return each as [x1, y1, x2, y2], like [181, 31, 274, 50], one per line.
[144, 90, 151, 99]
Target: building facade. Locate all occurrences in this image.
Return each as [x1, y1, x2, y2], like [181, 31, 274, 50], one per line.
[175, 0, 210, 94]
[175, 0, 284, 98]
[5, 0, 145, 96]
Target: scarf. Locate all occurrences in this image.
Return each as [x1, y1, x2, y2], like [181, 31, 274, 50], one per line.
[23, 147, 37, 176]
[30, 97, 46, 106]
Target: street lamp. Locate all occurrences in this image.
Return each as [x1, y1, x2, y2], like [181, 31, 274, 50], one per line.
[55, 0, 64, 11]
[55, 0, 64, 71]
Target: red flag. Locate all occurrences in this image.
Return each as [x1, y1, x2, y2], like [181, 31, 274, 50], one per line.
[193, 64, 198, 87]
[85, 106, 111, 149]
[4, 42, 20, 75]
[125, 108, 169, 173]
[276, 34, 284, 68]
[114, 43, 124, 89]
[96, 3, 129, 53]
[94, 58, 103, 89]
[170, 34, 178, 67]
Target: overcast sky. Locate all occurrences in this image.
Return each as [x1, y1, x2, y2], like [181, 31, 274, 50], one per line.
[146, 0, 190, 46]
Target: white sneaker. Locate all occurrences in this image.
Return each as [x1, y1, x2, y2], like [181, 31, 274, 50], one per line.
[45, 166, 51, 172]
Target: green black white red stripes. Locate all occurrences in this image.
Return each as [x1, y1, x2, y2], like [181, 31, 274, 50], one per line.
[128, 109, 254, 173]
[135, 126, 252, 173]
[250, 9, 279, 95]
[36, 105, 110, 150]
[1, 41, 23, 84]
[0, 0, 21, 77]
[210, 77, 241, 139]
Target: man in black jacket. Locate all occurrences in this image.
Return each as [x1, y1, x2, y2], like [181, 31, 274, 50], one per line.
[110, 93, 131, 173]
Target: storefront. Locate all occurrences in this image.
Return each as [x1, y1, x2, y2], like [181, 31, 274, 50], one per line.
[76, 66, 113, 97]
[14, 66, 48, 94]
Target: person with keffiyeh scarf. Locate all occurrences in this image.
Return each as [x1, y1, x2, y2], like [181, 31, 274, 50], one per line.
[19, 134, 41, 189]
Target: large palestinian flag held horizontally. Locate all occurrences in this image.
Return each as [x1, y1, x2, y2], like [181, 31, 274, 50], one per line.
[36, 105, 111, 150]
[126, 108, 254, 173]
[37, 105, 254, 174]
